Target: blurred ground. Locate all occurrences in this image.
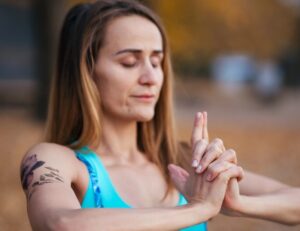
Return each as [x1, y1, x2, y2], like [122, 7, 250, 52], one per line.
[0, 79, 299, 231]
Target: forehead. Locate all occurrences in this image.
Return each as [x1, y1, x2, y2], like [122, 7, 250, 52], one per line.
[102, 15, 163, 52]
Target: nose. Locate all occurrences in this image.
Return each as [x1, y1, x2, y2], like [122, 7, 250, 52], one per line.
[138, 61, 159, 86]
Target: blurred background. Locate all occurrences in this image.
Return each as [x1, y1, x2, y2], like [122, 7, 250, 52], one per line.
[0, 0, 299, 230]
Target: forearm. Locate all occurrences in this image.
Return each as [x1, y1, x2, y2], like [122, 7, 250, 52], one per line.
[46, 204, 212, 231]
[237, 187, 300, 225]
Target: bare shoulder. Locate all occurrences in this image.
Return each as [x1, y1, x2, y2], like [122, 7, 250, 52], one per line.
[20, 142, 80, 196]
[22, 142, 77, 162]
[21, 142, 79, 173]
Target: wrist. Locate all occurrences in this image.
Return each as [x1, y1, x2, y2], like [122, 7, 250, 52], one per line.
[189, 201, 220, 220]
[231, 195, 254, 217]
[221, 195, 250, 217]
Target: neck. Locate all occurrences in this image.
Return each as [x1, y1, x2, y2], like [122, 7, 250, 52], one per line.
[94, 113, 141, 162]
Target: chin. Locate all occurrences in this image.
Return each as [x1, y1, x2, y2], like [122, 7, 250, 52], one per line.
[135, 110, 155, 122]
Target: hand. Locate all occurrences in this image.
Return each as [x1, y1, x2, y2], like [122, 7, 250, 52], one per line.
[190, 112, 244, 216]
[172, 112, 244, 216]
[169, 162, 243, 217]
[168, 112, 244, 216]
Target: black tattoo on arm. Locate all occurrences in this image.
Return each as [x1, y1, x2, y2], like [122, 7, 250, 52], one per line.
[20, 154, 64, 200]
[20, 154, 45, 190]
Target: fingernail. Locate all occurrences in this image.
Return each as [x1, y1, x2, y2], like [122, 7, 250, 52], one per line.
[192, 159, 198, 167]
[194, 112, 202, 126]
[196, 165, 202, 173]
[197, 112, 202, 119]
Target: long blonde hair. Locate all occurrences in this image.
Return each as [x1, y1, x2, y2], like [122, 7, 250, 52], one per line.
[45, 0, 189, 196]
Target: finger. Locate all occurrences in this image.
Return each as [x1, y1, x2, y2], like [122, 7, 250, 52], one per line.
[191, 112, 203, 147]
[202, 111, 209, 141]
[196, 145, 223, 174]
[195, 138, 225, 173]
[168, 164, 189, 178]
[216, 166, 244, 184]
[225, 178, 240, 199]
[218, 149, 237, 165]
[205, 161, 236, 182]
[191, 139, 208, 168]
[206, 138, 225, 152]
[168, 164, 189, 192]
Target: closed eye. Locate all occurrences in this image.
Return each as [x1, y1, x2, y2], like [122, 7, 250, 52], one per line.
[151, 57, 162, 68]
[119, 55, 138, 68]
[121, 62, 137, 68]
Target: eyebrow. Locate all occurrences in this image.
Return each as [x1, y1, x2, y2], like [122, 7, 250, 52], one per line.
[113, 49, 163, 56]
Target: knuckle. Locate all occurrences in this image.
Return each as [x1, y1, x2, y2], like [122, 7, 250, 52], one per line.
[199, 139, 208, 145]
[201, 139, 209, 146]
[210, 140, 224, 152]
[208, 145, 220, 154]
[213, 146, 223, 156]
[209, 166, 219, 176]
[210, 145, 218, 152]
[226, 149, 237, 160]
[220, 173, 229, 182]
[221, 161, 230, 169]
[214, 138, 223, 146]
[220, 160, 230, 168]
[228, 149, 236, 155]
[207, 164, 214, 173]
[214, 138, 226, 151]
[201, 139, 208, 146]
[195, 139, 205, 148]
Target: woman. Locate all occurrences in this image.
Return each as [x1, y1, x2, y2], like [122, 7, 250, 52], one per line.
[20, 0, 300, 230]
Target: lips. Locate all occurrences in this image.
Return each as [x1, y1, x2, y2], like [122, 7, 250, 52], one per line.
[132, 93, 155, 98]
[131, 94, 155, 98]
[131, 94, 155, 102]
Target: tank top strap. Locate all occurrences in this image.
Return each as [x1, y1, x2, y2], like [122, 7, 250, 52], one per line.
[75, 146, 130, 208]
[75, 146, 104, 208]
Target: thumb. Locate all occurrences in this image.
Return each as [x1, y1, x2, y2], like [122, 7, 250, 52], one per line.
[168, 164, 189, 193]
[225, 178, 240, 199]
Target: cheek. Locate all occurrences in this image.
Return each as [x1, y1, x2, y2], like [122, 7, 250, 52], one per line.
[99, 79, 124, 106]
[96, 69, 134, 108]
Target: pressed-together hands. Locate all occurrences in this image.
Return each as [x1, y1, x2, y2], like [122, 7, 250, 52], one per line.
[168, 112, 244, 216]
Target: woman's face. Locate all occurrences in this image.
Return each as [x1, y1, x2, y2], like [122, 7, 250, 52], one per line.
[93, 15, 164, 122]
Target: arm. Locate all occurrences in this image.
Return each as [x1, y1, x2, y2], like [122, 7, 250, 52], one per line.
[21, 143, 217, 231]
[239, 170, 290, 195]
[230, 170, 300, 225]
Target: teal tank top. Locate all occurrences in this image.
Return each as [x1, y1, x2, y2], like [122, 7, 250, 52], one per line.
[75, 146, 207, 231]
